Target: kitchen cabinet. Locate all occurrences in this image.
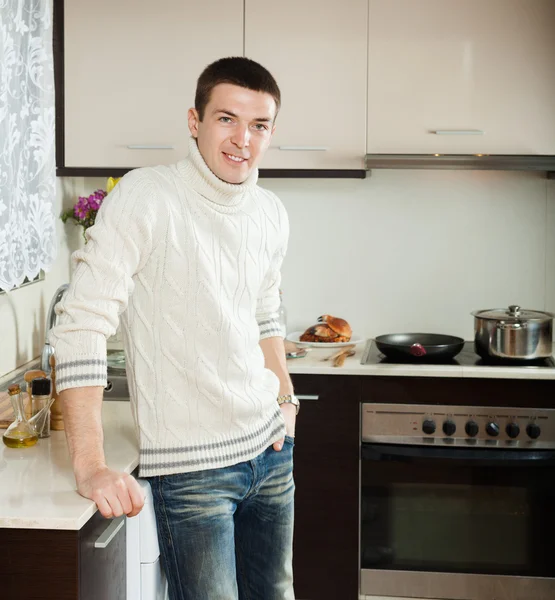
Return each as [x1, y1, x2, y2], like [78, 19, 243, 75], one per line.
[367, 0, 555, 155]
[291, 374, 360, 600]
[0, 509, 126, 599]
[61, 0, 243, 169]
[245, 0, 367, 170]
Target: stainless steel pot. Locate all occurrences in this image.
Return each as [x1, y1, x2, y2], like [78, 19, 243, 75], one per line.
[471, 305, 554, 361]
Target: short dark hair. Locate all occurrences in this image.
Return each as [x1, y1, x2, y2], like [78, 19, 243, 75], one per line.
[195, 57, 281, 121]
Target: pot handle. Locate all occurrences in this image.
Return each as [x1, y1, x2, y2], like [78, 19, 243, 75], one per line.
[497, 321, 528, 330]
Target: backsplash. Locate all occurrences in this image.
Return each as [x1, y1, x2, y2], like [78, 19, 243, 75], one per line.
[1, 170, 553, 377]
[263, 170, 555, 341]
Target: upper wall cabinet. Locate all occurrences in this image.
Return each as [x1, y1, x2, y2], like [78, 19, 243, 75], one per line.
[62, 0, 243, 169]
[367, 0, 555, 155]
[245, 0, 367, 170]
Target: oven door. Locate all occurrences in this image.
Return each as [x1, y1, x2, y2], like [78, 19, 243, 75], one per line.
[360, 443, 555, 600]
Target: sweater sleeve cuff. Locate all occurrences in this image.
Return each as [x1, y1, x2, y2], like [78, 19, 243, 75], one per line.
[258, 317, 284, 341]
[52, 332, 108, 393]
[55, 356, 108, 393]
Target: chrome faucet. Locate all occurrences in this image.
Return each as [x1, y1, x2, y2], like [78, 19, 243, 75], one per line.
[41, 283, 69, 374]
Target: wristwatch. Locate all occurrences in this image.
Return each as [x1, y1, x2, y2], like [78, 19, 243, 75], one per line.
[277, 394, 300, 415]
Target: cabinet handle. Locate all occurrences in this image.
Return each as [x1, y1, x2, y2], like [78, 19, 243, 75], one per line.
[126, 144, 175, 150]
[94, 515, 125, 549]
[297, 394, 319, 401]
[278, 146, 328, 151]
[431, 130, 484, 135]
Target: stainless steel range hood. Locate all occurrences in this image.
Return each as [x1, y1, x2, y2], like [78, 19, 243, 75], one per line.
[365, 154, 555, 178]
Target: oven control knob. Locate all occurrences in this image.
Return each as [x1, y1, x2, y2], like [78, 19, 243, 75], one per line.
[442, 420, 456, 436]
[465, 421, 479, 437]
[422, 419, 436, 435]
[486, 422, 500, 437]
[526, 423, 541, 440]
[506, 423, 520, 439]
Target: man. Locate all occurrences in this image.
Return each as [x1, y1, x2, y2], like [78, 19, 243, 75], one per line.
[50, 57, 297, 600]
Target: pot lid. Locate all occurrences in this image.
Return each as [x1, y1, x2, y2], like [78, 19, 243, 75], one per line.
[472, 305, 554, 322]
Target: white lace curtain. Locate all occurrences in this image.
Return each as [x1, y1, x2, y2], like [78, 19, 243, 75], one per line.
[0, 0, 57, 290]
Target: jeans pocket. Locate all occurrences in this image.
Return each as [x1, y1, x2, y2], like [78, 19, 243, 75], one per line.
[284, 435, 295, 446]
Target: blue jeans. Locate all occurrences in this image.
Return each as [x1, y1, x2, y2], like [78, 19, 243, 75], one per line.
[146, 436, 295, 600]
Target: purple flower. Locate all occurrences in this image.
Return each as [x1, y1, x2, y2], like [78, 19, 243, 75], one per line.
[89, 190, 107, 211]
[73, 196, 90, 220]
[67, 189, 107, 228]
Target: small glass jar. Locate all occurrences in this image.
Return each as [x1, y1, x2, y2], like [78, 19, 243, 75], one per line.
[31, 377, 52, 438]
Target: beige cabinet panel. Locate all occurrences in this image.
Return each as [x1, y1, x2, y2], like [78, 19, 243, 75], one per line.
[64, 0, 243, 168]
[367, 0, 555, 155]
[245, 0, 367, 169]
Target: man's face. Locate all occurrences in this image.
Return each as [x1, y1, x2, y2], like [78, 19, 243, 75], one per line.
[188, 83, 277, 184]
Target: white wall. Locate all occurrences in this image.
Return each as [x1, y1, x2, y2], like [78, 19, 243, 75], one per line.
[1, 170, 553, 377]
[263, 170, 555, 341]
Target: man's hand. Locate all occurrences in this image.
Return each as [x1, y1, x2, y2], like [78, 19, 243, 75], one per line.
[273, 402, 297, 451]
[76, 464, 145, 518]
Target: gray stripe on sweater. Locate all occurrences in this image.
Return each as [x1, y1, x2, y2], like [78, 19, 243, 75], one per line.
[260, 325, 281, 333]
[56, 373, 106, 386]
[141, 425, 286, 470]
[140, 409, 283, 455]
[257, 318, 278, 327]
[56, 359, 107, 370]
[260, 327, 283, 336]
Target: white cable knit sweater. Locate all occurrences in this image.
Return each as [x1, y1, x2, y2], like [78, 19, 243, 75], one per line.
[50, 138, 289, 477]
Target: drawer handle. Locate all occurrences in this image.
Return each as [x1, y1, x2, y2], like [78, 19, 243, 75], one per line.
[126, 144, 175, 150]
[278, 146, 328, 151]
[431, 130, 484, 135]
[94, 515, 125, 549]
[297, 394, 319, 401]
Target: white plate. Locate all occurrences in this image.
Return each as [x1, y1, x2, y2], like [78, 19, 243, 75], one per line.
[286, 331, 366, 348]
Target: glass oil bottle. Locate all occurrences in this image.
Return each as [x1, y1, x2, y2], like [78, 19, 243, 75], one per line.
[2, 384, 39, 448]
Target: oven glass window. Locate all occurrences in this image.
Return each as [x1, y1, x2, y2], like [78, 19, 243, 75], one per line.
[361, 455, 555, 577]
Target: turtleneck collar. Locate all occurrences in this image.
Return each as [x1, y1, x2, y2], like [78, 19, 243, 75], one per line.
[177, 137, 258, 212]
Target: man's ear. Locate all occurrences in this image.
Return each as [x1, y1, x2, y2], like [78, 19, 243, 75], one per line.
[188, 107, 200, 138]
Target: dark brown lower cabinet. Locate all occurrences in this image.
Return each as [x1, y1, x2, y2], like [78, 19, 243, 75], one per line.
[0, 509, 126, 599]
[291, 374, 361, 600]
[1, 373, 361, 600]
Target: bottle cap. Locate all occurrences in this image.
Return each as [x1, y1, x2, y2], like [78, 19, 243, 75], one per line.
[31, 377, 51, 396]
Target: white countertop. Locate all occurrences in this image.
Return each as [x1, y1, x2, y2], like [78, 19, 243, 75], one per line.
[1, 343, 554, 531]
[0, 401, 138, 530]
[286, 342, 555, 380]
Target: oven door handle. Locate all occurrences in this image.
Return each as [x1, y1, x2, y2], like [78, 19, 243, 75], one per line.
[361, 443, 555, 465]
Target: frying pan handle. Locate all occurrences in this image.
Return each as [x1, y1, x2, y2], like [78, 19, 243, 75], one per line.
[409, 343, 427, 357]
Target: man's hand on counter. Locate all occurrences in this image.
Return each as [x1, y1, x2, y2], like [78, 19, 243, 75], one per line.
[60, 385, 145, 518]
[77, 464, 145, 518]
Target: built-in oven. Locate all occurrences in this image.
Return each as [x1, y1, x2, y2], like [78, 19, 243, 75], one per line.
[360, 403, 555, 600]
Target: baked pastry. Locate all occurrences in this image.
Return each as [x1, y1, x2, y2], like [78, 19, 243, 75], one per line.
[299, 315, 352, 343]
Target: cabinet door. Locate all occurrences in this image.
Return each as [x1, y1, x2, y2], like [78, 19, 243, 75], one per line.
[291, 375, 360, 600]
[64, 0, 243, 168]
[245, 0, 367, 170]
[79, 510, 126, 600]
[367, 0, 555, 155]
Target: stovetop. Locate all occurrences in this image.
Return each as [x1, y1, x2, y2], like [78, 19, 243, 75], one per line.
[361, 340, 555, 368]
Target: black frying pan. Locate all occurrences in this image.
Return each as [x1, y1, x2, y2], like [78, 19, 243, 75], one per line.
[375, 333, 465, 361]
